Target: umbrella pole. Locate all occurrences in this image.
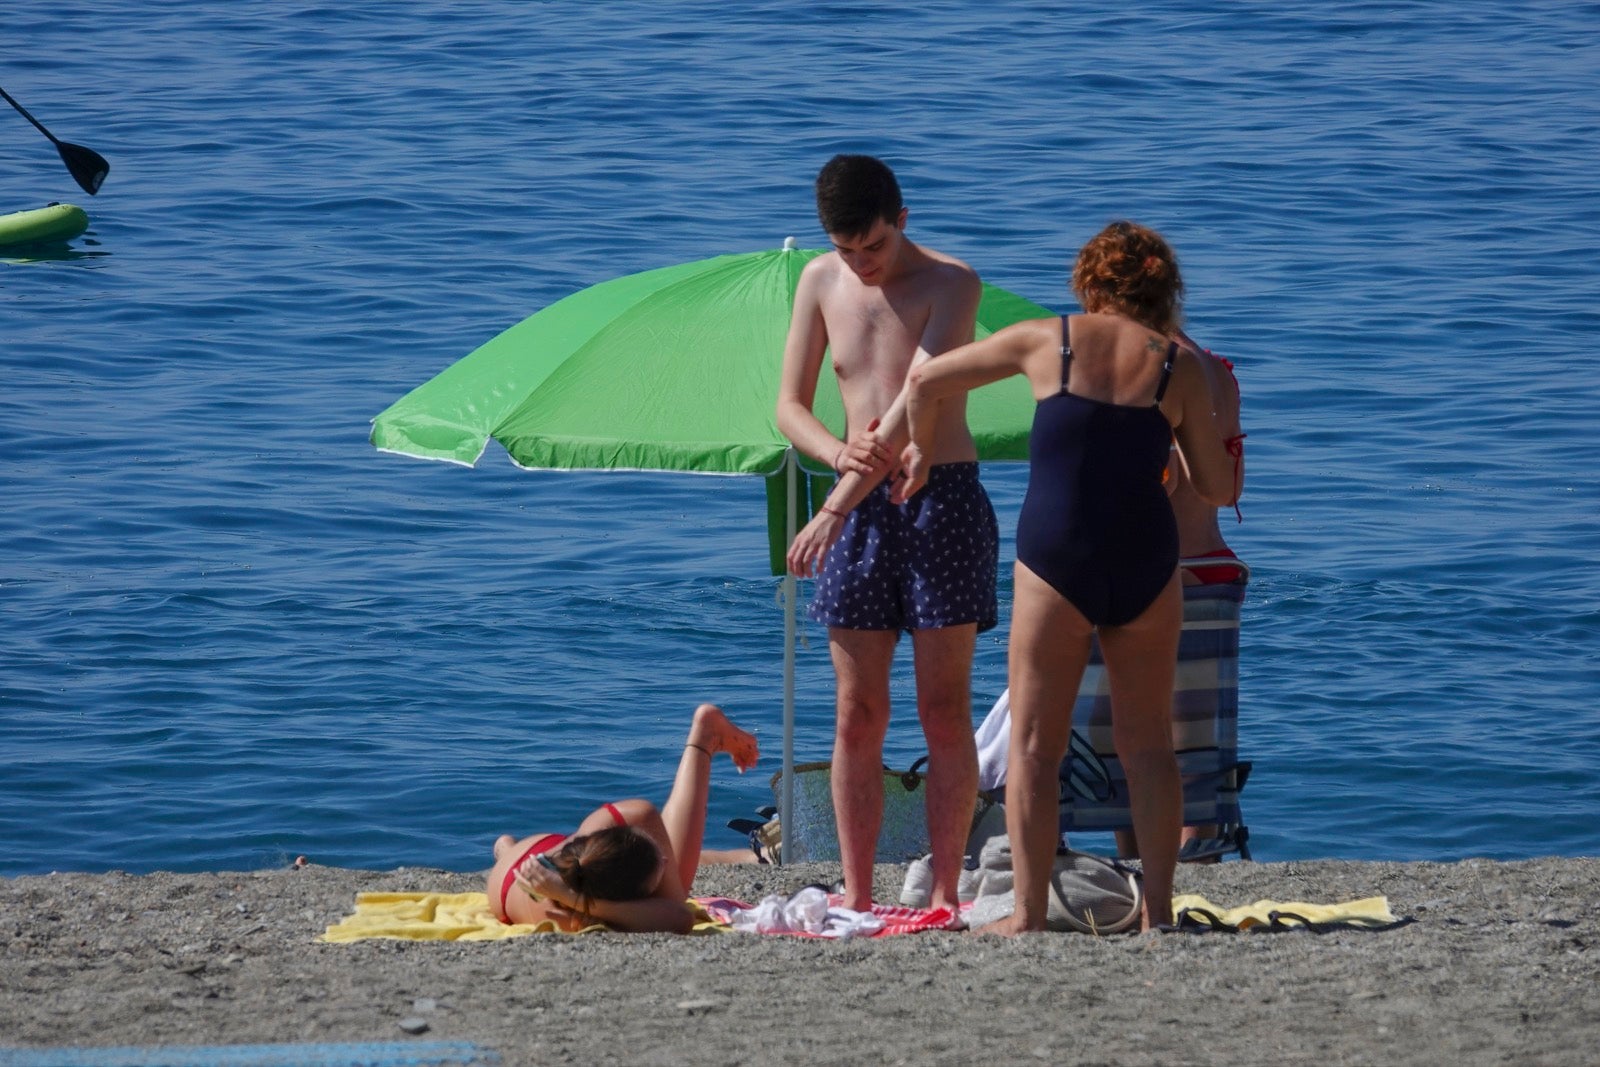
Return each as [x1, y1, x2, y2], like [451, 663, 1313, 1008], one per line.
[780, 448, 799, 864]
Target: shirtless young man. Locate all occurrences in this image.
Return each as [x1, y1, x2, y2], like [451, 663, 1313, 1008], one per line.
[777, 155, 999, 913]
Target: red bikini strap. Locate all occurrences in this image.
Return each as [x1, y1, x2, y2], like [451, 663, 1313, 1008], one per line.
[1224, 433, 1247, 523]
[603, 802, 626, 826]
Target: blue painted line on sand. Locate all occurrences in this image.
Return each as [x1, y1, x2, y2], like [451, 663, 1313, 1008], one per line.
[0, 1041, 499, 1067]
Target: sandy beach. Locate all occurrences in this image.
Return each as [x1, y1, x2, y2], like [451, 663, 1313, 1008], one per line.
[2, 857, 1597, 1065]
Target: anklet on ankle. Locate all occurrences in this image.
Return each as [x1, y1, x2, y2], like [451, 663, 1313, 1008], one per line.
[686, 743, 711, 757]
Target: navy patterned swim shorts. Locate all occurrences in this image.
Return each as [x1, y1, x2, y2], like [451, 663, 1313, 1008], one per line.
[807, 461, 999, 633]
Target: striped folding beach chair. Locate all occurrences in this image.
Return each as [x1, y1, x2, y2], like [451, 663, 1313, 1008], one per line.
[974, 557, 1252, 862]
[1060, 557, 1252, 860]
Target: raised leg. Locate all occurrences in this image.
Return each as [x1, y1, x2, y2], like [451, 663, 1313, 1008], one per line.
[658, 703, 759, 892]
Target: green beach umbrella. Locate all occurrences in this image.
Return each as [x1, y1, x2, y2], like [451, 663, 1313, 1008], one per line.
[370, 239, 1051, 857]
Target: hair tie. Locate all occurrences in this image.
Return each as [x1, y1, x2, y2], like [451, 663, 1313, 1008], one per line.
[1143, 255, 1162, 272]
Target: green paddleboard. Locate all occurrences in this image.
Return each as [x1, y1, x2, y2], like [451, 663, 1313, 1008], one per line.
[0, 203, 89, 247]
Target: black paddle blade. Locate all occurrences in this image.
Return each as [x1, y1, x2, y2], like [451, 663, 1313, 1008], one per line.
[58, 140, 108, 195]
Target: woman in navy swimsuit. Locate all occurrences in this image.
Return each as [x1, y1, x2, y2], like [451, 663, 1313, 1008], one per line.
[485, 703, 760, 932]
[896, 221, 1243, 932]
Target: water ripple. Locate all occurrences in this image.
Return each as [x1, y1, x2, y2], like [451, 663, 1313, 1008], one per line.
[3, 0, 1598, 874]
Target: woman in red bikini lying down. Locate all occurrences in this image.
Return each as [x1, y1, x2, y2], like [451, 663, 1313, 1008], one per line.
[485, 703, 761, 933]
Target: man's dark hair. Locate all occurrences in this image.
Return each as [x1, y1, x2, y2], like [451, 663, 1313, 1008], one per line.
[815, 154, 902, 238]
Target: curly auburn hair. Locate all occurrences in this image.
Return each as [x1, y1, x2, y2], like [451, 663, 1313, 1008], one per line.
[1071, 220, 1184, 335]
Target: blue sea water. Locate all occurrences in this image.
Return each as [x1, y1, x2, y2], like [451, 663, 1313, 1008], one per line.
[3, 2, 1597, 877]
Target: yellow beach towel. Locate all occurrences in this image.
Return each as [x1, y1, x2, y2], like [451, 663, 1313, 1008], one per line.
[1172, 894, 1397, 931]
[320, 891, 726, 943]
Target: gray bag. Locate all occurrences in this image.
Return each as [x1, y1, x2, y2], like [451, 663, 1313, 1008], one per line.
[966, 834, 1144, 934]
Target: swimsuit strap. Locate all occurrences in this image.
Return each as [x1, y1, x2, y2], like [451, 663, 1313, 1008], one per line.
[1061, 318, 1176, 405]
[1225, 433, 1248, 523]
[1059, 315, 1073, 392]
[603, 802, 626, 825]
[1152, 341, 1177, 405]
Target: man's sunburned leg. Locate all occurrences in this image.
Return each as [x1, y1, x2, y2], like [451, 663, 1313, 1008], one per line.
[829, 626, 897, 911]
[910, 623, 979, 913]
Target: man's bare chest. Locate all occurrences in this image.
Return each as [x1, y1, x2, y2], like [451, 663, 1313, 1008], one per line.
[822, 295, 931, 374]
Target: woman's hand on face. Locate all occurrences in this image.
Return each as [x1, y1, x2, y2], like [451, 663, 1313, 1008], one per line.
[513, 854, 572, 909]
[509, 853, 599, 928]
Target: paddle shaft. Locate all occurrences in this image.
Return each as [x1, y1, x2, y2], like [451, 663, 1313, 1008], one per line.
[0, 87, 66, 145]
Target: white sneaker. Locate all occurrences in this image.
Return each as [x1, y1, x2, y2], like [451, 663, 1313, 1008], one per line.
[899, 854, 934, 907]
[904, 854, 987, 906]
